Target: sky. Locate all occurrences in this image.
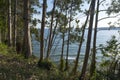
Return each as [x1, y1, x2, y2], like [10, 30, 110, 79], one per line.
[96, 0, 119, 27]
[33, 0, 119, 28]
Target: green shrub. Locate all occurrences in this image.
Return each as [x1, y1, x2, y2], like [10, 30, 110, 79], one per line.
[59, 58, 65, 71]
[38, 59, 55, 70]
[0, 43, 8, 55]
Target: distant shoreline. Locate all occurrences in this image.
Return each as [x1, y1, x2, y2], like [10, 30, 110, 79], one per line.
[86, 27, 120, 30]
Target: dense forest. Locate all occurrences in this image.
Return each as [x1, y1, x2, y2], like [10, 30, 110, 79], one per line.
[0, 0, 120, 80]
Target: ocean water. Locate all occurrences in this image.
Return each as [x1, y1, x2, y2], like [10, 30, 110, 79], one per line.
[32, 29, 120, 62]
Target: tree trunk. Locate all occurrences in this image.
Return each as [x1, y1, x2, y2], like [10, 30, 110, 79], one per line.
[65, 18, 71, 71]
[89, 0, 99, 79]
[65, 8, 72, 71]
[23, 0, 32, 58]
[60, 10, 67, 71]
[46, 0, 56, 59]
[13, 0, 17, 48]
[39, 0, 47, 62]
[113, 60, 118, 74]
[51, 18, 58, 45]
[60, 29, 65, 71]
[8, 0, 12, 46]
[72, 10, 90, 74]
[50, 10, 62, 54]
[79, 0, 96, 79]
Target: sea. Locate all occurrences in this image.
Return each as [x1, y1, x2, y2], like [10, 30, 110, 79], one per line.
[32, 29, 120, 62]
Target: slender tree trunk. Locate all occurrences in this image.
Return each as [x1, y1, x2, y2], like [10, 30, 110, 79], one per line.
[50, 11, 62, 53]
[65, 8, 72, 71]
[4, 16, 8, 43]
[13, 0, 17, 48]
[113, 60, 118, 74]
[51, 17, 59, 46]
[60, 10, 67, 71]
[8, 0, 12, 46]
[72, 10, 90, 74]
[39, 0, 47, 62]
[60, 29, 65, 71]
[46, 0, 56, 59]
[89, 0, 99, 79]
[65, 18, 71, 71]
[50, 19, 59, 54]
[79, 0, 96, 79]
[23, 0, 32, 58]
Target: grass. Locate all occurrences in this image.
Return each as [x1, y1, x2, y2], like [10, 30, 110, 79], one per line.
[0, 43, 79, 80]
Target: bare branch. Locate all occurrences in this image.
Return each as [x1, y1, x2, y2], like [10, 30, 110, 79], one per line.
[98, 13, 120, 21]
[99, 0, 106, 5]
[99, 9, 108, 12]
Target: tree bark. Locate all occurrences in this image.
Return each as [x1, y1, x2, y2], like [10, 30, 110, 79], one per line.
[90, 0, 99, 79]
[60, 10, 67, 71]
[39, 0, 47, 62]
[13, 0, 17, 48]
[65, 6, 72, 70]
[8, 0, 12, 46]
[72, 10, 90, 74]
[60, 31, 65, 71]
[46, 0, 56, 59]
[50, 10, 62, 54]
[79, 0, 96, 79]
[23, 0, 32, 58]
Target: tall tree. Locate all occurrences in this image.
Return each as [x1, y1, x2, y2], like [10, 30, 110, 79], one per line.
[17, 0, 40, 54]
[65, 0, 74, 71]
[0, 0, 8, 44]
[65, 10, 72, 71]
[72, 9, 90, 74]
[46, 0, 56, 59]
[79, 0, 96, 79]
[39, 0, 47, 62]
[60, 13, 67, 71]
[8, 0, 12, 46]
[55, 0, 82, 71]
[13, 0, 17, 48]
[23, 0, 32, 58]
[89, 0, 99, 79]
[48, 10, 63, 55]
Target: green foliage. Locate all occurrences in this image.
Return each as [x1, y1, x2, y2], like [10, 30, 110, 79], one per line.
[59, 58, 65, 71]
[96, 69, 120, 80]
[69, 22, 82, 43]
[107, 0, 120, 15]
[98, 35, 120, 80]
[90, 70, 97, 80]
[0, 44, 90, 80]
[38, 59, 55, 70]
[31, 27, 40, 40]
[0, 43, 8, 55]
[0, 51, 36, 79]
[56, 0, 82, 13]
[0, 52, 76, 80]
[99, 35, 120, 60]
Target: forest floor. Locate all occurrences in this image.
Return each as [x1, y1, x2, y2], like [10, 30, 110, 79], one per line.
[0, 44, 79, 80]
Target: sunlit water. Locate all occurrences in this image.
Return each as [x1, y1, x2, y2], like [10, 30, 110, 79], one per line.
[32, 29, 120, 62]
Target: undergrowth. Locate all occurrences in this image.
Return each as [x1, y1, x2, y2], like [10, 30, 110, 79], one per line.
[0, 43, 79, 80]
